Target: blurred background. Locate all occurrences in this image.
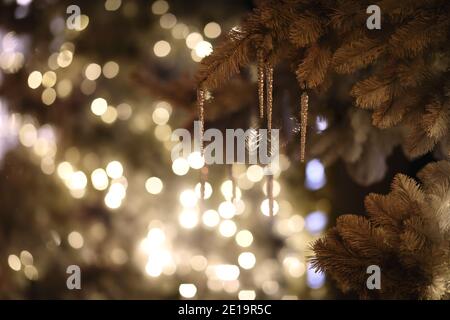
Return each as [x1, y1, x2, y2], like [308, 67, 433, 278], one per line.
[0, 0, 426, 299]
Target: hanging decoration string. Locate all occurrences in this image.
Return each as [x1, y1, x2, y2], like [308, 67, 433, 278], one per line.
[300, 89, 309, 163]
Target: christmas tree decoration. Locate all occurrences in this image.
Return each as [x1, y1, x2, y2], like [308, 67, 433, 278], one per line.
[0, 0, 448, 302]
[300, 91, 309, 163]
[257, 49, 265, 119]
[197, 88, 206, 155]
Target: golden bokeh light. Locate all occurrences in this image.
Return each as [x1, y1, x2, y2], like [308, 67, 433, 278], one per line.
[27, 71, 42, 89]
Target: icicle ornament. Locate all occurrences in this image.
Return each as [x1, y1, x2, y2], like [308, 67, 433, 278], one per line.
[257, 49, 265, 119]
[300, 91, 309, 163]
[265, 63, 274, 217]
[197, 88, 205, 155]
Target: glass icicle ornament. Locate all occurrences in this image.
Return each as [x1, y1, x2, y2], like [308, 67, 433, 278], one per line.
[197, 87, 205, 155]
[197, 87, 206, 215]
[300, 90, 309, 163]
[265, 63, 274, 217]
[257, 49, 265, 119]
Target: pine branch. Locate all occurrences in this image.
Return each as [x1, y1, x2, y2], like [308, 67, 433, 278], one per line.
[351, 76, 394, 110]
[312, 161, 450, 299]
[296, 45, 331, 88]
[333, 35, 386, 74]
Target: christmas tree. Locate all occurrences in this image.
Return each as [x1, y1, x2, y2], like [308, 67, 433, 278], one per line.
[0, 0, 448, 300]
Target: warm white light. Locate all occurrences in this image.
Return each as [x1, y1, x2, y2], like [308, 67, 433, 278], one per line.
[191, 50, 202, 62]
[109, 182, 126, 200]
[179, 189, 198, 208]
[153, 40, 171, 57]
[91, 168, 109, 190]
[208, 264, 240, 281]
[238, 290, 256, 300]
[260, 199, 279, 216]
[105, 0, 121, 11]
[246, 165, 264, 182]
[238, 252, 256, 270]
[179, 209, 199, 229]
[101, 106, 118, 124]
[57, 161, 73, 180]
[19, 123, 37, 147]
[220, 180, 241, 200]
[8, 254, 21, 271]
[42, 71, 57, 88]
[56, 79, 73, 98]
[154, 124, 172, 141]
[145, 177, 163, 194]
[27, 71, 42, 89]
[91, 98, 108, 116]
[172, 23, 189, 39]
[283, 256, 306, 278]
[106, 160, 123, 179]
[187, 151, 205, 169]
[152, 107, 170, 125]
[102, 61, 119, 79]
[218, 201, 236, 219]
[235, 230, 253, 247]
[20, 250, 33, 266]
[151, 0, 169, 15]
[85, 63, 101, 80]
[117, 103, 132, 120]
[160, 13, 177, 29]
[104, 192, 122, 209]
[202, 209, 220, 228]
[190, 255, 208, 271]
[219, 220, 237, 237]
[186, 32, 203, 49]
[194, 41, 213, 58]
[68, 231, 84, 249]
[68, 170, 87, 190]
[24, 265, 38, 280]
[179, 283, 197, 298]
[57, 50, 73, 68]
[194, 182, 212, 199]
[145, 260, 163, 277]
[204, 22, 221, 39]
[172, 158, 189, 176]
[41, 88, 56, 105]
[147, 228, 166, 246]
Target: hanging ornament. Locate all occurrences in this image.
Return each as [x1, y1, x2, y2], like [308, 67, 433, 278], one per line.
[265, 63, 274, 217]
[197, 86, 207, 215]
[300, 89, 309, 163]
[257, 49, 265, 119]
[197, 87, 205, 155]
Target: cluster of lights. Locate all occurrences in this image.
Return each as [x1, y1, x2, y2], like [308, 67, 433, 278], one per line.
[172, 151, 206, 176]
[16, 118, 58, 176]
[90, 97, 119, 124]
[150, 0, 219, 61]
[7, 250, 38, 281]
[140, 226, 176, 278]
[3, 0, 333, 299]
